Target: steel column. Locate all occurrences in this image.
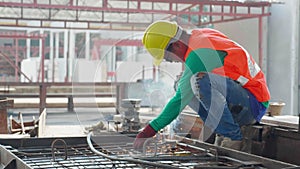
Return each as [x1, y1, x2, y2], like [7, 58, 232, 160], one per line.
[39, 38, 46, 115]
[15, 39, 19, 81]
[258, 16, 263, 68]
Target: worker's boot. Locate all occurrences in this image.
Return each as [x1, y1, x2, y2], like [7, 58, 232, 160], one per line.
[221, 137, 242, 151]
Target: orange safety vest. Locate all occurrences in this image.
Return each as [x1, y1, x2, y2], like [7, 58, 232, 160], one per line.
[184, 28, 270, 102]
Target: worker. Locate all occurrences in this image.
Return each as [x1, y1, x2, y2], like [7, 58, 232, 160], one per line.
[133, 20, 270, 151]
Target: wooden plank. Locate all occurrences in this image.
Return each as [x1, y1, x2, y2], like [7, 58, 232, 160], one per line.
[38, 108, 47, 137]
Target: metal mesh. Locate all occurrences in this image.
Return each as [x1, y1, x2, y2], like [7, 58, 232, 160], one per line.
[14, 144, 145, 169]
[8, 135, 267, 169]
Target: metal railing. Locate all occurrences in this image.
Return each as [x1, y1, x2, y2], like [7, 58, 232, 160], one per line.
[0, 82, 130, 114]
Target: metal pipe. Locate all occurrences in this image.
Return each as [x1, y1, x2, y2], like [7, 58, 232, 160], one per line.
[15, 38, 19, 81]
[258, 16, 263, 68]
[86, 132, 179, 169]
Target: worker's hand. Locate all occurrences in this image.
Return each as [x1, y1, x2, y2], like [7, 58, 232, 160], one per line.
[133, 124, 156, 150]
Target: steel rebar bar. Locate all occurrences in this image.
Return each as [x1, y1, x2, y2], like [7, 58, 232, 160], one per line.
[86, 132, 179, 169]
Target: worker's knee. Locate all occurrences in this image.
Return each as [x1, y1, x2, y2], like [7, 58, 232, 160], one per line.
[190, 72, 208, 100]
[197, 72, 207, 78]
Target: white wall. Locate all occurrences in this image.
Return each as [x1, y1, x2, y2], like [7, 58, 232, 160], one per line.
[267, 1, 299, 115]
[21, 59, 39, 82]
[215, 18, 259, 62]
[115, 61, 153, 82]
[115, 61, 182, 83]
[72, 59, 106, 82]
[21, 58, 67, 82]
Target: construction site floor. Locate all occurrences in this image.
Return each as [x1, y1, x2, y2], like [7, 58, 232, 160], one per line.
[2, 107, 159, 138]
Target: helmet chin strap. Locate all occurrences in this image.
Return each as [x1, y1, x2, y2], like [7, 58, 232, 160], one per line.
[166, 25, 183, 47]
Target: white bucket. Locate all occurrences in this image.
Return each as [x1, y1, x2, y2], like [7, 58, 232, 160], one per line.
[268, 102, 285, 116]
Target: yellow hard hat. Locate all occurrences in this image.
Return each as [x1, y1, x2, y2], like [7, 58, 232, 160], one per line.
[142, 20, 182, 66]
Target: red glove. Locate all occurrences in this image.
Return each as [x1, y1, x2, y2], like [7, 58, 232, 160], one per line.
[133, 124, 156, 150]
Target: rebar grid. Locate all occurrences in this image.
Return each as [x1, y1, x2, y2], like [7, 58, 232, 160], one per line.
[8, 135, 267, 169]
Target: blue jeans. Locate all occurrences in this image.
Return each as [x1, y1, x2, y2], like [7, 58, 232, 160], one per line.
[188, 72, 257, 140]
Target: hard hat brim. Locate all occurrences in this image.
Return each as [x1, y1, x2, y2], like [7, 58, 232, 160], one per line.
[153, 57, 163, 66]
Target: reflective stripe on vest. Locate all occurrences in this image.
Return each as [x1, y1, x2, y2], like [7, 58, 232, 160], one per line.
[235, 42, 261, 86]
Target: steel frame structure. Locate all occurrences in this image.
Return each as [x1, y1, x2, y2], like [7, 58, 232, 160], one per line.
[0, 0, 272, 30]
[0, 32, 49, 114]
[0, 46, 64, 59]
[0, 32, 47, 82]
[0, 0, 274, 67]
[0, 0, 274, 68]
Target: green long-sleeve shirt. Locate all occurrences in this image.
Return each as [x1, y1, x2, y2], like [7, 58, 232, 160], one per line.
[150, 48, 227, 131]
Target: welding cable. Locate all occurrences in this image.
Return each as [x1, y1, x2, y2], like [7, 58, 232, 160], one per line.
[86, 132, 179, 169]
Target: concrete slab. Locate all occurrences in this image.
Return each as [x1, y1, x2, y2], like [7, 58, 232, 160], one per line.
[261, 115, 299, 129]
